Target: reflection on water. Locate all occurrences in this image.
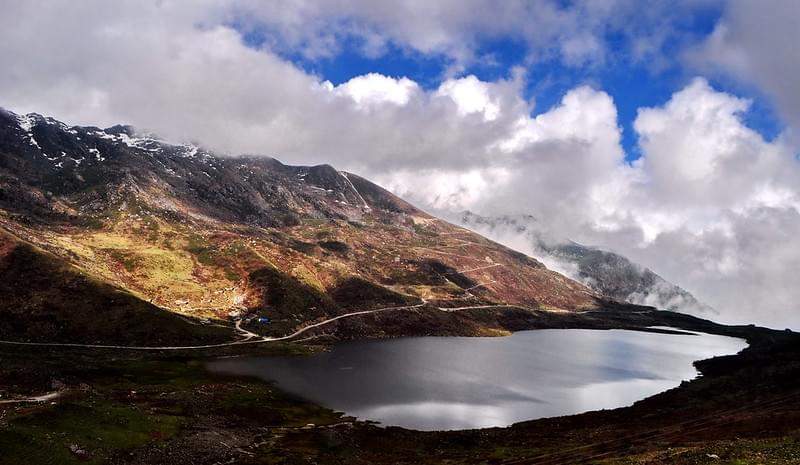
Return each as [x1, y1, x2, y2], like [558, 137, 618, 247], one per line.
[207, 329, 746, 431]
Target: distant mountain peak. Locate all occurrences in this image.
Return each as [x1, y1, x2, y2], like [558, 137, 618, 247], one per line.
[459, 211, 715, 315]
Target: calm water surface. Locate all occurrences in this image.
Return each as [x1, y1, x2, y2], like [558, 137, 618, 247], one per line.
[207, 329, 746, 431]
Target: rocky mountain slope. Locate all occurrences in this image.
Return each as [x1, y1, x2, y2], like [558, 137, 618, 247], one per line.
[459, 211, 714, 314]
[0, 108, 599, 345]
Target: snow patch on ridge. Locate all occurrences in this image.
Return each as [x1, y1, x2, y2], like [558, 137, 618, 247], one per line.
[15, 114, 36, 132]
[88, 148, 105, 162]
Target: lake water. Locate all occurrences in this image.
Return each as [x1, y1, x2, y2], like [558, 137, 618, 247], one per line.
[207, 329, 747, 431]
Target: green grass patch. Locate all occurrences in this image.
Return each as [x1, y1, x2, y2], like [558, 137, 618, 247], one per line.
[185, 234, 215, 265]
[0, 400, 183, 465]
[215, 382, 344, 427]
[247, 266, 339, 331]
[105, 249, 140, 272]
[289, 239, 317, 254]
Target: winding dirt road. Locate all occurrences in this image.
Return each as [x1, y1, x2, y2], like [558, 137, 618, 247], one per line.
[0, 302, 432, 351]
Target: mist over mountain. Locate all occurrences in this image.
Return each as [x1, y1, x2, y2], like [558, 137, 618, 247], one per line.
[458, 211, 715, 316]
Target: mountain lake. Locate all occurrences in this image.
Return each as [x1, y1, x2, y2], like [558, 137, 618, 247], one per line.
[207, 328, 747, 431]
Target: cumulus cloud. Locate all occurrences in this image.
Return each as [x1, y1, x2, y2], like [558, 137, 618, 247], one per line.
[381, 84, 629, 234]
[0, 1, 798, 328]
[690, 0, 800, 138]
[388, 78, 800, 328]
[333, 73, 420, 107]
[566, 79, 800, 329]
[0, 2, 498, 171]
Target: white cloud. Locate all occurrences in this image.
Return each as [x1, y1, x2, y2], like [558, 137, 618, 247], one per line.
[398, 78, 800, 329]
[334, 73, 420, 107]
[582, 79, 800, 328]
[690, 0, 800, 138]
[633, 78, 794, 210]
[376, 167, 513, 212]
[436, 76, 503, 121]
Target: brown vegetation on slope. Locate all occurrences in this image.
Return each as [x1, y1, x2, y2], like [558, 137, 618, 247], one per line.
[0, 230, 229, 345]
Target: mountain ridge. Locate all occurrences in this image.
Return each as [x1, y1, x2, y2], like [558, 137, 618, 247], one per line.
[0, 107, 601, 345]
[458, 211, 715, 315]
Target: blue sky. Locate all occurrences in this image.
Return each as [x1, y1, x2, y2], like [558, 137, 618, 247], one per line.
[238, 4, 783, 163]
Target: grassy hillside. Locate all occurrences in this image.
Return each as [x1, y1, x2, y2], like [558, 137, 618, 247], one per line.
[0, 109, 599, 344]
[0, 230, 229, 345]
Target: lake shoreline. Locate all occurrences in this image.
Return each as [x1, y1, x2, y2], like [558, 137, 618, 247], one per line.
[207, 328, 748, 430]
[0, 308, 797, 463]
